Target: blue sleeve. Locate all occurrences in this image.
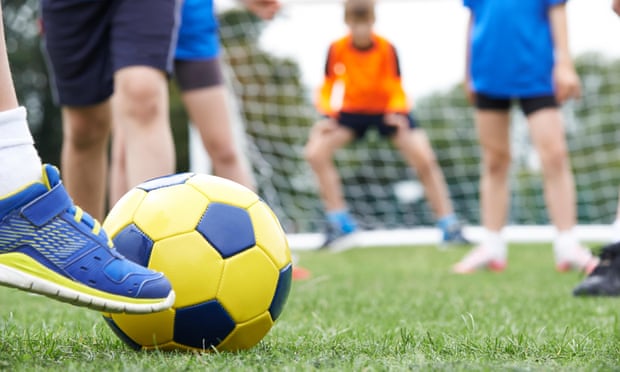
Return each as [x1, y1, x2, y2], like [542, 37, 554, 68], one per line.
[463, 0, 474, 9]
[547, 0, 567, 6]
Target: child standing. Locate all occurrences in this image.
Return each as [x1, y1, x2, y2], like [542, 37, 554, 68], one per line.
[454, 0, 598, 274]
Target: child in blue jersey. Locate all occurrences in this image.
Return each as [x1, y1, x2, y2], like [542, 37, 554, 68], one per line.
[454, 0, 599, 274]
[0, 6, 174, 314]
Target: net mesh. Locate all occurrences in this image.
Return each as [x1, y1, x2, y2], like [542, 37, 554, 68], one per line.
[195, 3, 620, 240]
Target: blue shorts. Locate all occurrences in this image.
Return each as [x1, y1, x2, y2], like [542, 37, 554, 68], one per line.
[41, 0, 181, 106]
[337, 112, 418, 139]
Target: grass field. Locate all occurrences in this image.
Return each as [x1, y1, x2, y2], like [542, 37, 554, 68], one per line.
[1, 243, 619, 371]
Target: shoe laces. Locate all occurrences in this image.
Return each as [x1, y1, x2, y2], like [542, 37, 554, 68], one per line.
[68, 205, 114, 249]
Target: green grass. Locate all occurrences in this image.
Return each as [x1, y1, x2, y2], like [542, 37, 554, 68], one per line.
[1, 244, 619, 371]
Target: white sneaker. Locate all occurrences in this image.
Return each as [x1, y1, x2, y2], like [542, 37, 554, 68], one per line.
[554, 245, 599, 274]
[452, 245, 507, 274]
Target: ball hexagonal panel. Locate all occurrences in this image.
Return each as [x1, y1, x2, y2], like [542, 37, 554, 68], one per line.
[134, 184, 209, 241]
[111, 224, 153, 267]
[269, 263, 293, 321]
[217, 247, 279, 323]
[197, 202, 255, 258]
[174, 300, 236, 350]
[149, 231, 225, 308]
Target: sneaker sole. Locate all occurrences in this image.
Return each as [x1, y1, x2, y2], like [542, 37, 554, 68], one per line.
[556, 257, 600, 275]
[453, 261, 507, 274]
[325, 232, 359, 253]
[0, 253, 175, 314]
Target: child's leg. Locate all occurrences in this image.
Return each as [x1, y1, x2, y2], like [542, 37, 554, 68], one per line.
[476, 109, 512, 232]
[304, 118, 355, 214]
[392, 128, 453, 219]
[61, 104, 111, 221]
[0, 15, 40, 193]
[527, 107, 575, 230]
[453, 108, 511, 273]
[0, 6, 174, 313]
[527, 105, 596, 272]
[0, 107, 41, 195]
[182, 85, 254, 190]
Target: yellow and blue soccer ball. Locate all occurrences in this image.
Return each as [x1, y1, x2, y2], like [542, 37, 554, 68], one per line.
[101, 173, 292, 352]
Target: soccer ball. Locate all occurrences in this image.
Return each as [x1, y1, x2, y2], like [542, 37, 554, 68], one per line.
[101, 173, 293, 352]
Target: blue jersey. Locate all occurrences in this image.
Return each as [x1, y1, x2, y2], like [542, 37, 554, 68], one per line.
[464, 0, 566, 97]
[176, 0, 220, 60]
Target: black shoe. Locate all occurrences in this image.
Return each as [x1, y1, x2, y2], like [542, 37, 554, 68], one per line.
[573, 242, 620, 297]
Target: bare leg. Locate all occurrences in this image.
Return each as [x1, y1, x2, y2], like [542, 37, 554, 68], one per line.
[0, 12, 17, 111]
[109, 100, 128, 207]
[60, 103, 111, 221]
[304, 119, 354, 212]
[527, 108, 575, 230]
[392, 128, 453, 218]
[476, 110, 512, 232]
[114, 66, 175, 189]
[182, 85, 254, 190]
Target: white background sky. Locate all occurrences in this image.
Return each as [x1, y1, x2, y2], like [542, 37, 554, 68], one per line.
[218, 0, 620, 99]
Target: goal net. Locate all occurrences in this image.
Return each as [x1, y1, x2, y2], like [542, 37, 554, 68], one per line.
[190, 0, 620, 249]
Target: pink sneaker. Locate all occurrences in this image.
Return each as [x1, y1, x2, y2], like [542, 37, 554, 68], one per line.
[555, 245, 599, 274]
[452, 246, 507, 274]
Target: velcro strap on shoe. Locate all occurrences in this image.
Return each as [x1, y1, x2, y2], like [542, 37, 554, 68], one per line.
[21, 183, 73, 227]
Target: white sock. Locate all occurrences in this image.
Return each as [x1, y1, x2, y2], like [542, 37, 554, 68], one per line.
[482, 229, 507, 259]
[611, 219, 620, 243]
[553, 228, 579, 254]
[0, 106, 42, 196]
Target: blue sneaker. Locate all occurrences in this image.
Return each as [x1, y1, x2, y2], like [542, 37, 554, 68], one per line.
[319, 224, 359, 252]
[0, 165, 175, 313]
[441, 223, 471, 248]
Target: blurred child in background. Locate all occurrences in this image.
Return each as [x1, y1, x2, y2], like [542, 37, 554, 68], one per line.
[454, 0, 598, 274]
[305, 0, 469, 249]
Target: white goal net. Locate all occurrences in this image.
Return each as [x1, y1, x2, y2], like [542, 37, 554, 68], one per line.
[191, 0, 620, 249]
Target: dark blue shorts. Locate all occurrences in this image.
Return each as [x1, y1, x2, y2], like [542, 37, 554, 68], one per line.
[41, 0, 181, 106]
[337, 112, 418, 139]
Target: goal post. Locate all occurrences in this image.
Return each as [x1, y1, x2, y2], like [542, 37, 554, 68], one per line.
[188, 1, 620, 249]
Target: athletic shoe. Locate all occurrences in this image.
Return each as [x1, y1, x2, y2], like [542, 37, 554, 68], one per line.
[0, 164, 175, 313]
[452, 245, 507, 274]
[319, 225, 358, 252]
[573, 242, 620, 296]
[440, 224, 471, 247]
[554, 245, 599, 274]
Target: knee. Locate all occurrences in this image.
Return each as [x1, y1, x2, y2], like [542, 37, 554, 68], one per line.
[483, 151, 511, 177]
[116, 76, 165, 123]
[210, 144, 240, 167]
[304, 143, 326, 169]
[64, 112, 110, 150]
[539, 144, 569, 171]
